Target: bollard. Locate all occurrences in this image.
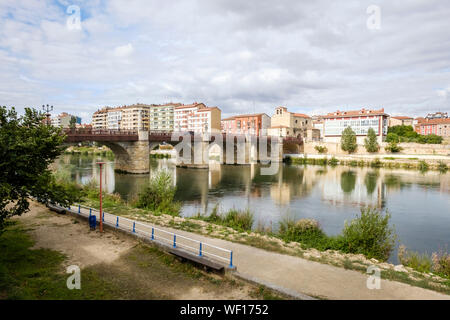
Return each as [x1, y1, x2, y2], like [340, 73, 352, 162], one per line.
[116, 216, 119, 228]
[229, 251, 234, 269]
[78, 205, 80, 213]
[199, 242, 202, 257]
[133, 222, 136, 233]
[102, 213, 105, 222]
[151, 228, 154, 240]
[89, 208, 92, 217]
[173, 234, 176, 248]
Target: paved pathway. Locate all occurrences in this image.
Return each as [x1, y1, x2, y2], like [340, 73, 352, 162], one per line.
[73, 205, 449, 300]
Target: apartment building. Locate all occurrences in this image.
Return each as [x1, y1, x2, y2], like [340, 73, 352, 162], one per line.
[174, 102, 221, 133]
[389, 116, 414, 127]
[322, 108, 389, 144]
[221, 113, 271, 136]
[425, 112, 448, 120]
[92, 107, 109, 129]
[107, 109, 122, 130]
[51, 112, 81, 128]
[119, 104, 151, 131]
[416, 118, 450, 137]
[267, 106, 315, 140]
[150, 103, 181, 131]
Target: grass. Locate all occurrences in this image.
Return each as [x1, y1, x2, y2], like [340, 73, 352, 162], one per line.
[195, 204, 254, 232]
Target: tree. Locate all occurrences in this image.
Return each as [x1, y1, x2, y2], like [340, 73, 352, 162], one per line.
[0, 106, 77, 232]
[386, 132, 399, 143]
[385, 141, 402, 153]
[364, 128, 379, 153]
[69, 116, 77, 129]
[341, 126, 357, 153]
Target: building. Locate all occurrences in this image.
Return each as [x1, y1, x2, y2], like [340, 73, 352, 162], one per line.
[150, 103, 181, 131]
[174, 102, 221, 133]
[322, 108, 389, 144]
[221, 113, 271, 136]
[92, 107, 109, 129]
[389, 116, 414, 127]
[107, 109, 122, 130]
[416, 118, 450, 137]
[267, 106, 316, 140]
[51, 112, 81, 128]
[425, 112, 448, 120]
[119, 104, 151, 131]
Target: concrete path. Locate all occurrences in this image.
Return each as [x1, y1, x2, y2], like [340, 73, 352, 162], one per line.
[74, 205, 449, 300]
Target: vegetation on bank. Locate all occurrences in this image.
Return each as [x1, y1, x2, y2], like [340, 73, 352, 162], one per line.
[387, 125, 443, 144]
[150, 153, 171, 159]
[398, 245, 450, 278]
[194, 204, 254, 232]
[278, 208, 396, 261]
[285, 155, 448, 172]
[63, 146, 114, 157]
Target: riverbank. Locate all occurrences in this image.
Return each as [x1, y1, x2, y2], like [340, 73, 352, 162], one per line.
[286, 153, 449, 171]
[79, 195, 450, 296]
[1, 202, 286, 300]
[64, 145, 114, 157]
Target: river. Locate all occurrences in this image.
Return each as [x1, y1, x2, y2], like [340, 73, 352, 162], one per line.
[55, 154, 450, 263]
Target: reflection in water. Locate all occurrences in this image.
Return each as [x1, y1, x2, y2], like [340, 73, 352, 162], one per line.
[54, 154, 450, 263]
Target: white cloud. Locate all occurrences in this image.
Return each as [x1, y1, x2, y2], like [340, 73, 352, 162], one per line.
[113, 43, 134, 58]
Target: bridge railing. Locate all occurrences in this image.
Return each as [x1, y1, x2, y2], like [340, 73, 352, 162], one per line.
[62, 128, 138, 136]
[66, 203, 234, 268]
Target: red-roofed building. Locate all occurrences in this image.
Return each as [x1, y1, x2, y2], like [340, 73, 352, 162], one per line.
[389, 116, 414, 127]
[268, 106, 318, 140]
[322, 108, 389, 144]
[415, 118, 450, 137]
[174, 102, 221, 133]
[221, 113, 271, 136]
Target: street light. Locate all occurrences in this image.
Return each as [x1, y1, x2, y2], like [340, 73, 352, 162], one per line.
[96, 162, 106, 233]
[42, 104, 53, 126]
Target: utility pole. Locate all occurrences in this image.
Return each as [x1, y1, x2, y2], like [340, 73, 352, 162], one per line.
[42, 104, 53, 126]
[96, 162, 105, 232]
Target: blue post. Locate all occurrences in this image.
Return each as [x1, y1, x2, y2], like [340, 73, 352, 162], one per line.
[133, 222, 136, 233]
[199, 242, 202, 257]
[173, 234, 176, 248]
[102, 213, 105, 222]
[89, 208, 92, 217]
[229, 251, 234, 268]
[151, 228, 154, 240]
[78, 205, 80, 213]
[116, 216, 119, 228]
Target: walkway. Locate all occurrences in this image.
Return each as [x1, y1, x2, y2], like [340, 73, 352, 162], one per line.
[73, 205, 449, 300]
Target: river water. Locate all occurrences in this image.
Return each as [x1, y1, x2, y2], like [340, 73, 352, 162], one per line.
[55, 154, 450, 263]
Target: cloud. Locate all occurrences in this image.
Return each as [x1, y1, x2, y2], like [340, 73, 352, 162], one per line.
[0, 0, 449, 122]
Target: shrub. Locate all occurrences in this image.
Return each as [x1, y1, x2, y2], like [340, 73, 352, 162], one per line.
[328, 157, 339, 166]
[437, 161, 448, 173]
[341, 127, 357, 153]
[370, 158, 382, 168]
[134, 170, 180, 216]
[278, 218, 334, 250]
[364, 128, 379, 153]
[398, 245, 432, 273]
[432, 251, 450, 277]
[314, 145, 328, 154]
[386, 133, 399, 143]
[341, 207, 396, 261]
[418, 160, 429, 172]
[385, 141, 403, 153]
[200, 205, 254, 232]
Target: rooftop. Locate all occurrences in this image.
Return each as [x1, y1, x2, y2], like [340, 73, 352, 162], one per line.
[323, 108, 386, 118]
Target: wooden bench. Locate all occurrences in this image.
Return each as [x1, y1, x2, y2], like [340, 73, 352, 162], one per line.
[169, 247, 225, 272]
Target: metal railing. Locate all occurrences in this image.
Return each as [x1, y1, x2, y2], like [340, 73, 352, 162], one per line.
[66, 203, 234, 268]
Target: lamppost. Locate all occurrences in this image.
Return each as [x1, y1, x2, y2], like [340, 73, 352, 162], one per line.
[42, 104, 53, 126]
[96, 162, 105, 232]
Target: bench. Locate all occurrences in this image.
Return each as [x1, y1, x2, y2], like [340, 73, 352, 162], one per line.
[169, 247, 225, 272]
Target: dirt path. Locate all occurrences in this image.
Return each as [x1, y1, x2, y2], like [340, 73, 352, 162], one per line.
[16, 202, 284, 300]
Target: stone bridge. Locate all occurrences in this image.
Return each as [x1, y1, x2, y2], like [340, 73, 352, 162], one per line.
[63, 129, 302, 174]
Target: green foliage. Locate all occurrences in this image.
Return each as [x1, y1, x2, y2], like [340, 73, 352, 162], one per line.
[134, 170, 180, 216]
[370, 158, 382, 168]
[418, 160, 429, 172]
[314, 145, 328, 154]
[385, 141, 403, 153]
[196, 204, 254, 232]
[437, 161, 448, 173]
[341, 126, 357, 153]
[0, 106, 76, 232]
[386, 132, 399, 143]
[278, 218, 335, 250]
[387, 125, 442, 144]
[69, 116, 77, 129]
[398, 245, 432, 273]
[364, 128, 379, 152]
[328, 157, 339, 166]
[340, 207, 396, 261]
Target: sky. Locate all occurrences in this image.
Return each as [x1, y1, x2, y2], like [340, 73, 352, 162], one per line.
[1, 0, 450, 123]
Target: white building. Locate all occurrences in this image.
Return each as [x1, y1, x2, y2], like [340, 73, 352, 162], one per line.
[107, 110, 122, 130]
[150, 103, 180, 131]
[322, 108, 389, 144]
